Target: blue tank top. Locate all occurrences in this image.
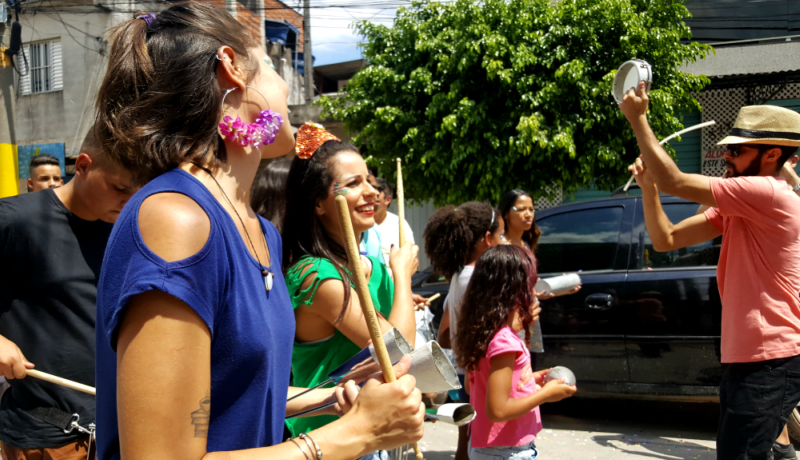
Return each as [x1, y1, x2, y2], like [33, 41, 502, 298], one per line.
[95, 169, 295, 459]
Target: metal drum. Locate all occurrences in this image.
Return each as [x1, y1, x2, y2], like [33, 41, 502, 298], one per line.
[612, 59, 652, 104]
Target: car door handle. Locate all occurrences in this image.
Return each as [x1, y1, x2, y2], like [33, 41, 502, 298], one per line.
[585, 293, 614, 310]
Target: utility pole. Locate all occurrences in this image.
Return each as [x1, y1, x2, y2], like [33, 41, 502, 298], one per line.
[0, 1, 19, 198]
[302, 0, 313, 103]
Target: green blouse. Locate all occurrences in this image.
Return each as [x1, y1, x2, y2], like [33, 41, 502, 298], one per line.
[285, 255, 394, 435]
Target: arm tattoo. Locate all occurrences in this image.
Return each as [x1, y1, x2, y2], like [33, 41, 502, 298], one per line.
[190, 392, 211, 438]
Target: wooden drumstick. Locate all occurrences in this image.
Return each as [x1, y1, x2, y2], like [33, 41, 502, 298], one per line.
[396, 158, 406, 247]
[334, 195, 423, 460]
[27, 369, 96, 395]
[415, 292, 441, 310]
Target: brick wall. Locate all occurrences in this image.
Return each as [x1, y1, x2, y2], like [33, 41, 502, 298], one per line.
[237, 4, 263, 42]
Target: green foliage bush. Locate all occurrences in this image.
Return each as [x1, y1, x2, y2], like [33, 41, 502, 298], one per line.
[321, 0, 712, 205]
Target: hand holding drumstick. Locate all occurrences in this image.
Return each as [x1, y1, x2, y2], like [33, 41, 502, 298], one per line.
[0, 334, 96, 395]
[335, 195, 425, 459]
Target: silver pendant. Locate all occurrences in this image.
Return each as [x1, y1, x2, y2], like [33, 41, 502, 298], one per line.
[264, 272, 273, 291]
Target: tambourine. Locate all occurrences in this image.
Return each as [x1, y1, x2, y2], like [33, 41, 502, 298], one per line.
[612, 59, 652, 104]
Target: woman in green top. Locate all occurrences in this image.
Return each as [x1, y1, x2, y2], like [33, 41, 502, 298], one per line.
[282, 136, 420, 438]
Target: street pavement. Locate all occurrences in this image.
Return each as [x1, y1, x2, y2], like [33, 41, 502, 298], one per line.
[417, 397, 722, 460]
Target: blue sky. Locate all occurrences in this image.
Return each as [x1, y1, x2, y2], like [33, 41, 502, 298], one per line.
[308, 4, 399, 66]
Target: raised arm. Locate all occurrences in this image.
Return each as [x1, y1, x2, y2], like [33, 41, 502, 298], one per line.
[780, 155, 800, 197]
[630, 158, 721, 251]
[620, 83, 718, 208]
[299, 243, 419, 349]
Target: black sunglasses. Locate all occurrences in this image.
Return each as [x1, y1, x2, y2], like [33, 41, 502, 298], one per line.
[727, 144, 766, 158]
[728, 144, 744, 158]
[374, 185, 386, 194]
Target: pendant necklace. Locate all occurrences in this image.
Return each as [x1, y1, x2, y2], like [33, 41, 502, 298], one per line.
[197, 165, 273, 291]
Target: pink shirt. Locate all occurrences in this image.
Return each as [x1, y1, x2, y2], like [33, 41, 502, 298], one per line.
[704, 176, 800, 363]
[468, 326, 543, 448]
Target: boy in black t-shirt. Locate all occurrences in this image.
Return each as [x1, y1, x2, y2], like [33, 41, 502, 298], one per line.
[0, 132, 135, 459]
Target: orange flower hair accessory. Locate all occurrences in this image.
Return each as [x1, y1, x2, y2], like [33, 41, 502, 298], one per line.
[295, 123, 340, 159]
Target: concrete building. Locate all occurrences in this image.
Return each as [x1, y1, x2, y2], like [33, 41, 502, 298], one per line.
[10, 0, 306, 191]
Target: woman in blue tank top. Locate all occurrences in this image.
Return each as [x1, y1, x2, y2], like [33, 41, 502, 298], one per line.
[93, 4, 424, 460]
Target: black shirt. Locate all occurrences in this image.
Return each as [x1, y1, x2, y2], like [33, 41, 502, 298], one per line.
[0, 189, 111, 447]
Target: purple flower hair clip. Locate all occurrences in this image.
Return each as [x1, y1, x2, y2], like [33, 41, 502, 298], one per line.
[137, 13, 156, 25]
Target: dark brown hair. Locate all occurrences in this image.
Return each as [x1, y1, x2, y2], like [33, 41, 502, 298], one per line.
[282, 140, 361, 323]
[94, 3, 259, 185]
[498, 189, 542, 251]
[251, 159, 292, 229]
[28, 153, 60, 176]
[423, 202, 500, 280]
[454, 245, 538, 372]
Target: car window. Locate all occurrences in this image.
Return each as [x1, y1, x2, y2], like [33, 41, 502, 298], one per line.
[536, 207, 624, 273]
[424, 271, 447, 286]
[638, 203, 719, 269]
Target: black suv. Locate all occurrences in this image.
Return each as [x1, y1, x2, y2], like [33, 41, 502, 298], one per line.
[412, 191, 723, 400]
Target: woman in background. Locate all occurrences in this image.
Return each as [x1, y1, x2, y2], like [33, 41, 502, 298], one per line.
[251, 158, 292, 229]
[498, 189, 581, 370]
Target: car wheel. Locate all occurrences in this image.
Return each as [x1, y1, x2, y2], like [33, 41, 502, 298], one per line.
[788, 405, 800, 444]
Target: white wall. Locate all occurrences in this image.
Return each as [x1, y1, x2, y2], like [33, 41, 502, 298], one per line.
[14, 11, 109, 157]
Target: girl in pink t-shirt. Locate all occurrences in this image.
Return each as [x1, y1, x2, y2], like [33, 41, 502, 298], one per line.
[454, 245, 576, 460]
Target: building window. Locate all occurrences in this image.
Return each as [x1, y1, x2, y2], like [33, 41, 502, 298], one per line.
[18, 39, 63, 95]
[30, 42, 51, 93]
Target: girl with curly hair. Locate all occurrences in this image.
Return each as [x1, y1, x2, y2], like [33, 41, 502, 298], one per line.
[423, 201, 504, 460]
[455, 245, 576, 460]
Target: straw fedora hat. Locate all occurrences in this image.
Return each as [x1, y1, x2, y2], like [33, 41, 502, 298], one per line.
[717, 105, 800, 147]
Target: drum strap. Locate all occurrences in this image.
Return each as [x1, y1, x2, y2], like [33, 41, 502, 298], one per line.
[25, 406, 95, 437]
[27, 406, 75, 432]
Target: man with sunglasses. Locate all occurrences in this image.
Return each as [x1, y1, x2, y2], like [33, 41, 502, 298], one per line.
[621, 82, 800, 460]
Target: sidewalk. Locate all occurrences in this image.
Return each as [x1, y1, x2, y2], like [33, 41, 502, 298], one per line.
[416, 398, 720, 460]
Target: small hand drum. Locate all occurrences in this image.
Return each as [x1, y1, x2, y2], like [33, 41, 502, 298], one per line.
[544, 366, 577, 386]
[612, 59, 652, 104]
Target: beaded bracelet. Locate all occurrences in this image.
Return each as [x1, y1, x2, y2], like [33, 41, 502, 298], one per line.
[299, 432, 323, 459]
[289, 437, 311, 460]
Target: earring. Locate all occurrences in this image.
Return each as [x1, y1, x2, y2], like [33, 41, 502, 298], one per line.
[218, 86, 284, 148]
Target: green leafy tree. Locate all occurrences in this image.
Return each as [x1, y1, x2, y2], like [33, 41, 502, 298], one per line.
[320, 0, 712, 205]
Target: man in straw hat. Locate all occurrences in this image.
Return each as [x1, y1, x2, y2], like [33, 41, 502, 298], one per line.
[621, 82, 800, 460]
